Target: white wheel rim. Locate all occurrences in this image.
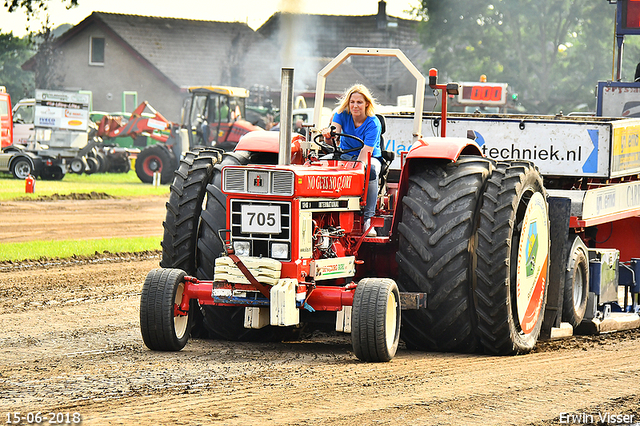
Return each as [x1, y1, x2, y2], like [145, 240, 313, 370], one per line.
[515, 192, 549, 334]
[385, 291, 398, 350]
[16, 162, 30, 179]
[174, 282, 188, 339]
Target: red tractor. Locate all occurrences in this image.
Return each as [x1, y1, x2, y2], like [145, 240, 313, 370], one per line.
[140, 48, 553, 361]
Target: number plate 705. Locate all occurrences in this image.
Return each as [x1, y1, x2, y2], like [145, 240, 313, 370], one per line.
[240, 205, 281, 234]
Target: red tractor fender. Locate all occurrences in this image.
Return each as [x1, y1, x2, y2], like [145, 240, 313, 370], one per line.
[234, 130, 305, 164]
[404, 136, 483, 162]
[390, 136, 484, 240]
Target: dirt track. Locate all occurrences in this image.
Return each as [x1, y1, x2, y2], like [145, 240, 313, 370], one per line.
[1, 197, 639, 425]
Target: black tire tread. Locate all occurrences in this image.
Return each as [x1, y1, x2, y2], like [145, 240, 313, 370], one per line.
[140, 268, 190, 351]
[561, 235, 589, 328]
[160, 148, 222, 274]
[396, 156, 493, 352]
[475, 160, 548, 355]
[352, 278, 401, 362]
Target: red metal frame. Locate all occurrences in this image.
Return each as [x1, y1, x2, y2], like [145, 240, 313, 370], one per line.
[429, 68, 449, 138]
[96, 101, 173, 143]
[176, 276, 356, 313]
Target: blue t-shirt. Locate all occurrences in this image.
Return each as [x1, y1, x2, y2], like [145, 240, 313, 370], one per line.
[332, 111, 382, 159]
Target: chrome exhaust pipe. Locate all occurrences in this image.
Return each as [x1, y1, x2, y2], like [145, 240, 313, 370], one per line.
[279, 68, 294, 165]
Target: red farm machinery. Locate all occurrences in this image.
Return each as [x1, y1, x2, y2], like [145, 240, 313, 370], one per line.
[139, 47, 640, 362]
[95, 86, 260, 184]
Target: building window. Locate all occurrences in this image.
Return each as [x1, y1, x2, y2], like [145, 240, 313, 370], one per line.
[90, 37, 105, 65]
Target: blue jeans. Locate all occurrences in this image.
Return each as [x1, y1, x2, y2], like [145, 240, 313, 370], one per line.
[340, 154, 381, 219]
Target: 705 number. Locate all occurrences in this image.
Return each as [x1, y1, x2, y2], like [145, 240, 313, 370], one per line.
[246, 211, 276, 227]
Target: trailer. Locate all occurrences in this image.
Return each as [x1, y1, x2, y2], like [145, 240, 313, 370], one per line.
[383, 111, 640, 339]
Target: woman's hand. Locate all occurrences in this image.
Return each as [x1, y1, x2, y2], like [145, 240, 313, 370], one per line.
[321, 127, 332, 141]
[322, 122, 342, 142]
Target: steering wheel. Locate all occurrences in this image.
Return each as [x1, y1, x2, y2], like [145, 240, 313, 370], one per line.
[313, 132, 337, 154]
[313, 129, 365, 158]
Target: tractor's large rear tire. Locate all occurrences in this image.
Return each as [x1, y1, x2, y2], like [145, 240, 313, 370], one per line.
[396, 156, 493, 352]
[196, 152, 298, 342]
[135, 144, 176, 184]
[475, 161, 550, 354]
[196, 152, 251, 280]
[160, 148, 222, 274]
[351, 278, 401, 362]
[140, 268, 192, 351]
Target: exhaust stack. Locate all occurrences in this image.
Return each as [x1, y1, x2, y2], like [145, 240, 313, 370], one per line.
[279, 68, 294, 165]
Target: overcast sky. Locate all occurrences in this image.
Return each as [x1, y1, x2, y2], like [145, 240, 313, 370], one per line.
[0, 0, 420, 36]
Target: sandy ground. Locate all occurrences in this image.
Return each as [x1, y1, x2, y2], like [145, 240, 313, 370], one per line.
[0, 196, 166, 244]
[0, 197, 639, 425]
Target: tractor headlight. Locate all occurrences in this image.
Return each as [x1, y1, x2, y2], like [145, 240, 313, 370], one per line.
[233, 241, 251, 256]
[271, 243, 289, 260]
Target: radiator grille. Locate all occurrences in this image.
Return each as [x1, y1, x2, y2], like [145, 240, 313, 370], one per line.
[230, 200, 291, 261]
[223, 168, 294, 196]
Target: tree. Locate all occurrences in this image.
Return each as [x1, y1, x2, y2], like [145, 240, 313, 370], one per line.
[0, 31, 34, 101]
[30, 15, 64, 89]
[4, 0, 77, 14]
[3, 0, 78, 92]
[415, 0, 619, 114]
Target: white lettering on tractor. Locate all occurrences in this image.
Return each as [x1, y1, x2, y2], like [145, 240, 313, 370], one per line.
[308, 175, 353, 191]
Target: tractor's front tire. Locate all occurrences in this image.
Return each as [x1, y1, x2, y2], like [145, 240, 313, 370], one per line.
[351, 278, 401, 362]
[475, 161, 550, 354]
[85, 156, 100, 175]
[396, 156, 493, 352]
[140, 268, 193, 351]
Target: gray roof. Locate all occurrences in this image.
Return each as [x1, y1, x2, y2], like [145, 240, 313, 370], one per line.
[94, 12, 259, 88]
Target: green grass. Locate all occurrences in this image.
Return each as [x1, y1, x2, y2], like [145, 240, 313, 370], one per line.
[0, 171, 169, 260]
[0, 170, 169, 201]
[0, 236, 162, 262]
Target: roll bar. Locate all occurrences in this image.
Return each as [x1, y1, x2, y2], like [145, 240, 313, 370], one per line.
[312, 47, 425, 144]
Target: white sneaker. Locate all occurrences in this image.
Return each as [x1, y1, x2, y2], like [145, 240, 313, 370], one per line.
[364, 218, 377, 237]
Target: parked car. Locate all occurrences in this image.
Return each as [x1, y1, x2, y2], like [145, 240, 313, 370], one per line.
[0, 144, 65, 180]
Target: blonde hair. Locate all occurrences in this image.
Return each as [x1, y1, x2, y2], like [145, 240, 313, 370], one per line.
[335, 84, 377, 117]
